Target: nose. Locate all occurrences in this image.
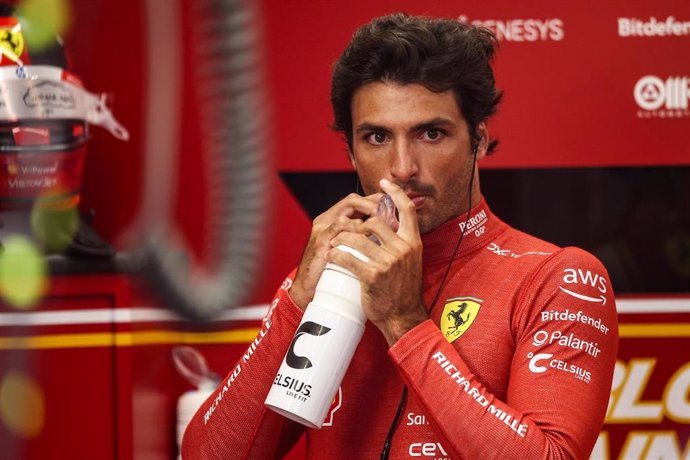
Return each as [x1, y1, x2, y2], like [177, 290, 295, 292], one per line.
[389, 140, 418, 182]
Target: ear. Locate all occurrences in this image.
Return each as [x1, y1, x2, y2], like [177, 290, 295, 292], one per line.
[348, 148, 357, 170]
[474, 122, 489, 160]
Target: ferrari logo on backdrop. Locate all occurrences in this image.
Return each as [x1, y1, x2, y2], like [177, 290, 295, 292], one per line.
[0, 22, 24, 64]
[441, 297, 482, 343]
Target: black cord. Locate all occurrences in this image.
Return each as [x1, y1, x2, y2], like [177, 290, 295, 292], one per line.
[427, 151, 478, 310]
[379, 151, 478, 459]
[380, 386, 408, 460]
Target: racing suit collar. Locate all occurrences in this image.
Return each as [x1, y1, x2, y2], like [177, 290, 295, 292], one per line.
[420, 197, 505, 267]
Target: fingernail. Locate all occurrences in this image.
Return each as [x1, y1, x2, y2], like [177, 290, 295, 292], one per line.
[380, 178, 391, 188]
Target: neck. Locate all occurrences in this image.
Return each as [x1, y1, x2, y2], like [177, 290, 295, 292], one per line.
[420, 198, 505, 266]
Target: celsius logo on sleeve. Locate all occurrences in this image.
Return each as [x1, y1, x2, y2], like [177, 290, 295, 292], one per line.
[286, 321, 331, 369]
[528, 353, 552, 373]
[527, 352, 592, 383]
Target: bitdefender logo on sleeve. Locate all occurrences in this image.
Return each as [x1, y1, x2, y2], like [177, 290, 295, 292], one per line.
[441, 297, 482, 343]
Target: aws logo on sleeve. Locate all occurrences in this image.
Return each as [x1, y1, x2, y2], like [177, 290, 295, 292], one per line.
[560, 268, 608, 306]
[440, 297, 482, 343]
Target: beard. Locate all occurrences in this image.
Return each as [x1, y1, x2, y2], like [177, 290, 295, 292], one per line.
[358, 179, 466, 235]
[357, 165, 473, 235]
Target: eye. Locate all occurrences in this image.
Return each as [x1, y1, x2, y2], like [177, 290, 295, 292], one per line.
[421, 129, 444, 141]
[366, 132, 388, 145]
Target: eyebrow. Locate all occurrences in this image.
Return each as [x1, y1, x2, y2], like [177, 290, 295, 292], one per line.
[355, 122, 391, 134]
[355, 117, 455, 134]
[411, 117, 455, 132]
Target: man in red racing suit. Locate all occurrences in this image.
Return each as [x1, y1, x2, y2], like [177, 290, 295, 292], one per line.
[182, 13, 618, 459]
[182, 201, 618, 459]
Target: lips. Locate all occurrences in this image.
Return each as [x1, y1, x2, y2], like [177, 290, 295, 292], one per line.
[407, 194, 427, 208]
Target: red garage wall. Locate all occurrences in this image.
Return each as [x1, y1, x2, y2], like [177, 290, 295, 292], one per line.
[0, 1, 688, 459]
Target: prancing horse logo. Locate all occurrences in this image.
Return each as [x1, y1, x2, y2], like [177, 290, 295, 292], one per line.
[440, 297, 482, 343]
[447, 302, 471, 331]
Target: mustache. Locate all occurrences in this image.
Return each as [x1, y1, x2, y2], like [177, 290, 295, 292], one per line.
[391, 180, 436, 197]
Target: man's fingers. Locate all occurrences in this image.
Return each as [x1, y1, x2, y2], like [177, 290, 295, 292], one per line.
[326, 216, 363, 237]
[332, 192, 383, 219]
[360, 216, 398, 247]
[326, 246, 368, 277]
[330, 231, 385, 262]
[379, 179, 420, 242]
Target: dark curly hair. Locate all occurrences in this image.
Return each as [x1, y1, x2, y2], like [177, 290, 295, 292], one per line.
[331, 13, 502, 154]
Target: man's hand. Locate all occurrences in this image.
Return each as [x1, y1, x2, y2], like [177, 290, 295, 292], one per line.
[289, 192, 382, 310]
[327, 179, 428, 346]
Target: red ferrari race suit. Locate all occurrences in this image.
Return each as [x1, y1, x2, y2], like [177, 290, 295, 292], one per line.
[182, 198, 618, 459]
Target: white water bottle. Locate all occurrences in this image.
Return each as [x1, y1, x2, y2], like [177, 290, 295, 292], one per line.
[265, 195, 397, 428]
[172, 346, 219, 459]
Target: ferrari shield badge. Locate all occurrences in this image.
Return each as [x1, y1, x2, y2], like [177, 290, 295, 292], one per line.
[440, 297, 482, 343]
[0, 19, 25, 65]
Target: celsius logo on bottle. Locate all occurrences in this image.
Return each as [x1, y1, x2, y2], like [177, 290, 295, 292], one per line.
[286, 321, 331, 369]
